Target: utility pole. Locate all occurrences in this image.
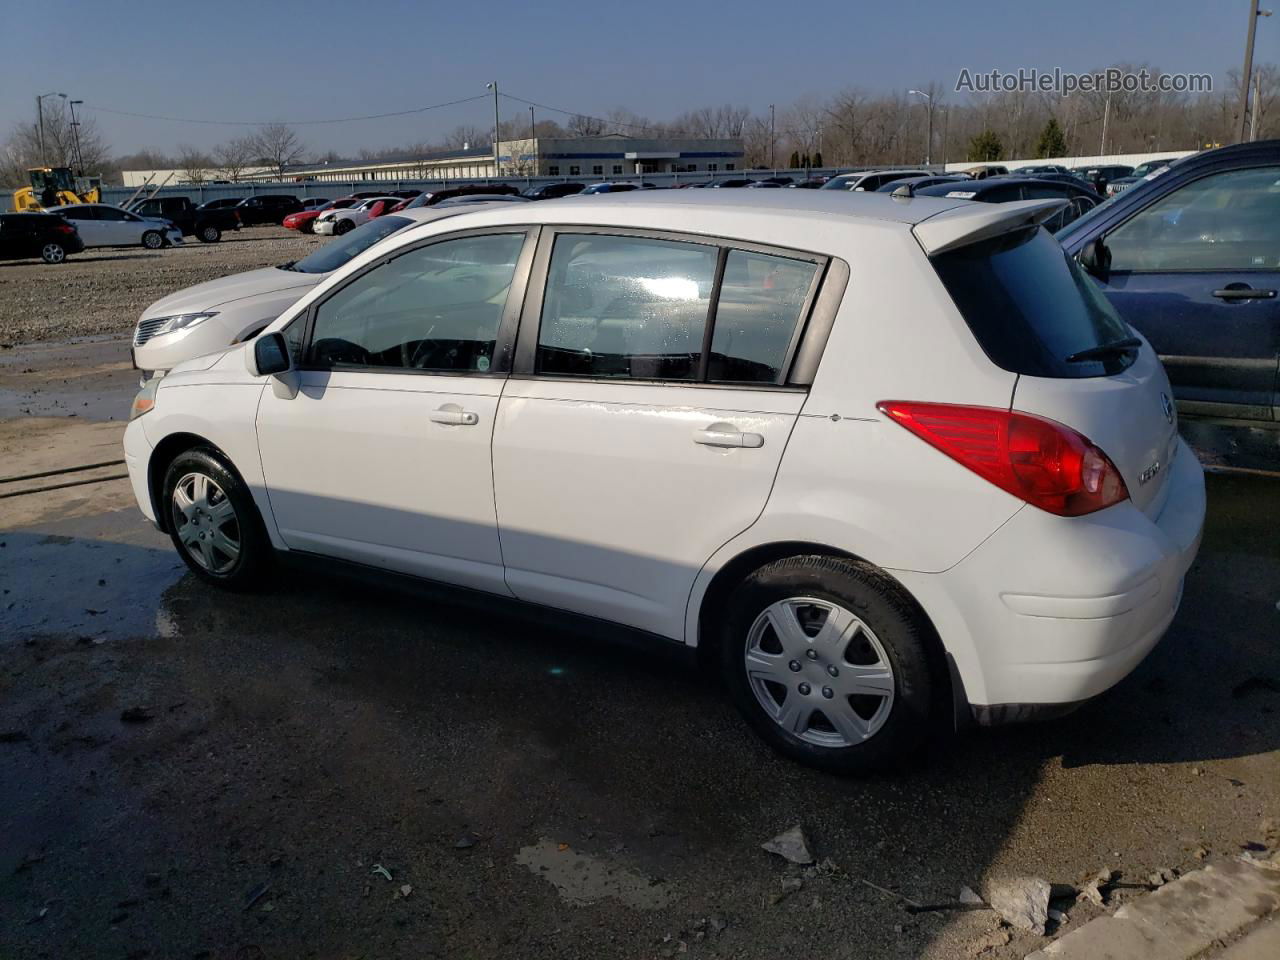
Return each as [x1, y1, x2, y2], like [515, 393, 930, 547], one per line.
[1238, 1, 1273, 143]
[1100, 92, 1112, 156]
[68, 99, 85, 174]
[529, 105, 535, 143]
[1251, 71, 1262, 140]
[769, 104, 776, 171]
[35, 92, 66, 166]
[485, 81, 501, 178]
[908, 89, 934, 165]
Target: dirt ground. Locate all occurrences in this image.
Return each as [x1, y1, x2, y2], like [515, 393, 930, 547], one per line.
[0, 226, 322, 345]
[1, 309, 1279, 957]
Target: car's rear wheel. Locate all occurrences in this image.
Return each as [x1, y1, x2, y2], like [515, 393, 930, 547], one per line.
[40, 242, 66, 264]
[333, 219, 354, 235]
[142, 230, 164, 250]
[163, 448, 271, 589]
[198, 224, 221, 243]
[719, 555, 934, 774]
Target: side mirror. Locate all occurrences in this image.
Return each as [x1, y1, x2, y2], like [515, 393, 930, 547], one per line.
[247, 332, 299, 399]
[1078, 237, 1111, 283]
[249, 331, 291, 376]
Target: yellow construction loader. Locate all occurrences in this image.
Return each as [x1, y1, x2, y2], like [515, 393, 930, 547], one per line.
[10, 166, 102, 212]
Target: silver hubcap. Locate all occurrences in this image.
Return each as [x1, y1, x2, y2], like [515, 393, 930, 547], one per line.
[744, 597, 895, 747]
[42, 244, 63, 262]
[171, 472, 240, 574]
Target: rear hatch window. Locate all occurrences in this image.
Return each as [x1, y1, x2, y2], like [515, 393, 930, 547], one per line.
[931, 226, 1134, 378]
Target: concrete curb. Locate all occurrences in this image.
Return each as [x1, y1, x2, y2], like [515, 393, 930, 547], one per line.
[1025, 857, 1280, 960]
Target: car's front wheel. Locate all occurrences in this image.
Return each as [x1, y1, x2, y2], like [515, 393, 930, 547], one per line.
[142, 230, 164, 249]
[198, 224, 221, 243]
[719, 555, 935, 774]
[40, 242, 67, 264]
[333, 219, 354, 235]
[163, 448, 271, 589]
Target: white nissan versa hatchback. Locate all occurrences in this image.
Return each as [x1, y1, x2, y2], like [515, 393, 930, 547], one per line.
[122, 190, 1205, 773]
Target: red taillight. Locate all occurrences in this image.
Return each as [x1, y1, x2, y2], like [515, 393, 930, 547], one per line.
[56, 222, 76, 235]
[877, 401, 1129, 517]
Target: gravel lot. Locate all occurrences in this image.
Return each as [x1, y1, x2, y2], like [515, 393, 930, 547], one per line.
[0, 226, 323, 346]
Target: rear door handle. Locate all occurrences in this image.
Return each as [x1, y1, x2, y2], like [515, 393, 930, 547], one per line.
[1212, 286, 1277, 301]
[429, 407, 479, 426]
[693, 428, 764, 448]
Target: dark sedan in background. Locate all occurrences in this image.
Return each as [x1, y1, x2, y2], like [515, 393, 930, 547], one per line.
[0, 212, 84, 264]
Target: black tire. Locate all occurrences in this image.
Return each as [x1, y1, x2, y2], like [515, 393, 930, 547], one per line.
[40, 242, 67, 264]
[718, 555, 935, 774]
[198, 224, 221, 243]
[142, 230, 164, 250]
[162, 447, 271, 590]
[333, 218, 354, 235]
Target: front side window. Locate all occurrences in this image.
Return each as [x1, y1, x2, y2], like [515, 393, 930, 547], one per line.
[537, 234, 717, 380]
[307, 232, 525, 372]
[1105, 166, 1280, 272]
[709, 250, 818, 383]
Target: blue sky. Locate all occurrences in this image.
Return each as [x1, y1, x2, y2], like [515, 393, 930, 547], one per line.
[0, 0, 1271, 157]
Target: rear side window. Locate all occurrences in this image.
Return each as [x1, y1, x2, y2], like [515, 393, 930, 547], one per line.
[932, 226, 1133, 379]
[710, 250, 818, 382]
[536, 234, 820, 384]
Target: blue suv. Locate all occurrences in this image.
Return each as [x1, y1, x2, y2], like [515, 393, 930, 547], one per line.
[1057, 140, 1280, 425]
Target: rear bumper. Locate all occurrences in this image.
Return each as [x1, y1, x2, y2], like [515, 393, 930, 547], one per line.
[895, 437, 1205, 718]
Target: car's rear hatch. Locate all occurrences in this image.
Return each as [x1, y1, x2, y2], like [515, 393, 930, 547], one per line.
[920, 207, 1178, 518]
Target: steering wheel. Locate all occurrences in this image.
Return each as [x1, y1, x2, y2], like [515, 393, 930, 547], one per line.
[312, 337, 371, 367]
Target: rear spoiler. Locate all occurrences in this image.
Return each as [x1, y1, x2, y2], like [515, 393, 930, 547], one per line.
[912, 199, 1068, 256]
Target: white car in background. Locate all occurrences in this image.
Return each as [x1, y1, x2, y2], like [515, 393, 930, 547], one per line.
[132, 206, 478, 374]
[123, 191, 1204, 773]
[313, 196, 401, 236]
[48, 202, 183, 249]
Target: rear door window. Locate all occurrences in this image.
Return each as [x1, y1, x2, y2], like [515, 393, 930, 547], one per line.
[932, 226, 1133, 378]
[709, 250, 819, 383]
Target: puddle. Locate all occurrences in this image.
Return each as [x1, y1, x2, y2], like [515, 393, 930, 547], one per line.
[516, 838, 675, 909]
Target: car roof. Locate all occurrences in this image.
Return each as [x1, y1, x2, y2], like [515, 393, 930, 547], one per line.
[915, 177, 1083, 195]
[399, 188, 974, 230]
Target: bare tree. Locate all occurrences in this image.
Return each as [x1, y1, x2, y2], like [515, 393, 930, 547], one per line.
[213, 136, 259, 182]
[440, 125, 485, 150]
[250, 123, 305, 180]
[566, 114, 607, 137]
[0, 99, 111, 187]
[176, 144, 214, 183]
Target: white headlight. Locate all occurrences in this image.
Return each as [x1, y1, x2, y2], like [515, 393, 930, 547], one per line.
[160, 312, 218, 334]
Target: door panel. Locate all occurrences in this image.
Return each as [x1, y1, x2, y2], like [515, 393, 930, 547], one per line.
[493, 379, 804, 639]
[1099, 165, 1280, 420]
[257, 371, 509, 593]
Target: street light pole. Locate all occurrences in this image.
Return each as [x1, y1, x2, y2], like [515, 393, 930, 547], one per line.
[1099, 92, 1111, 155]
[485, 81, 501, 178]
[1238, 1, 1273, 143]
[908, 90, 933, 165]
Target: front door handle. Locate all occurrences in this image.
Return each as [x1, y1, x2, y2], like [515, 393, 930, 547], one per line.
[1212, 286, 1277, 301]
[693, 428, 764, 448]
[429, 407, 479, 426]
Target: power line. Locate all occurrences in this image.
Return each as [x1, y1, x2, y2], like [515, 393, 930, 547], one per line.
[80, 94, 491, 127]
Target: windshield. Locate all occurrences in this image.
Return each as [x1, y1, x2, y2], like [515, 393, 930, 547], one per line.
[932, 225, 1133, 378]
[288, 215, 413, 274]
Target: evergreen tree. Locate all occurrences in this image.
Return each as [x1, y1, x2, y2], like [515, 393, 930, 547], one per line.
[1035, 117, 1068, 158]
[812, 150, 823, 167]
[967, 130, 1004, 162]
[789, 150, 801, 169]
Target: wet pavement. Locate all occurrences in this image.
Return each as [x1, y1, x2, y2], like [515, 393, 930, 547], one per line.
[2, 345, 1279, 959]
